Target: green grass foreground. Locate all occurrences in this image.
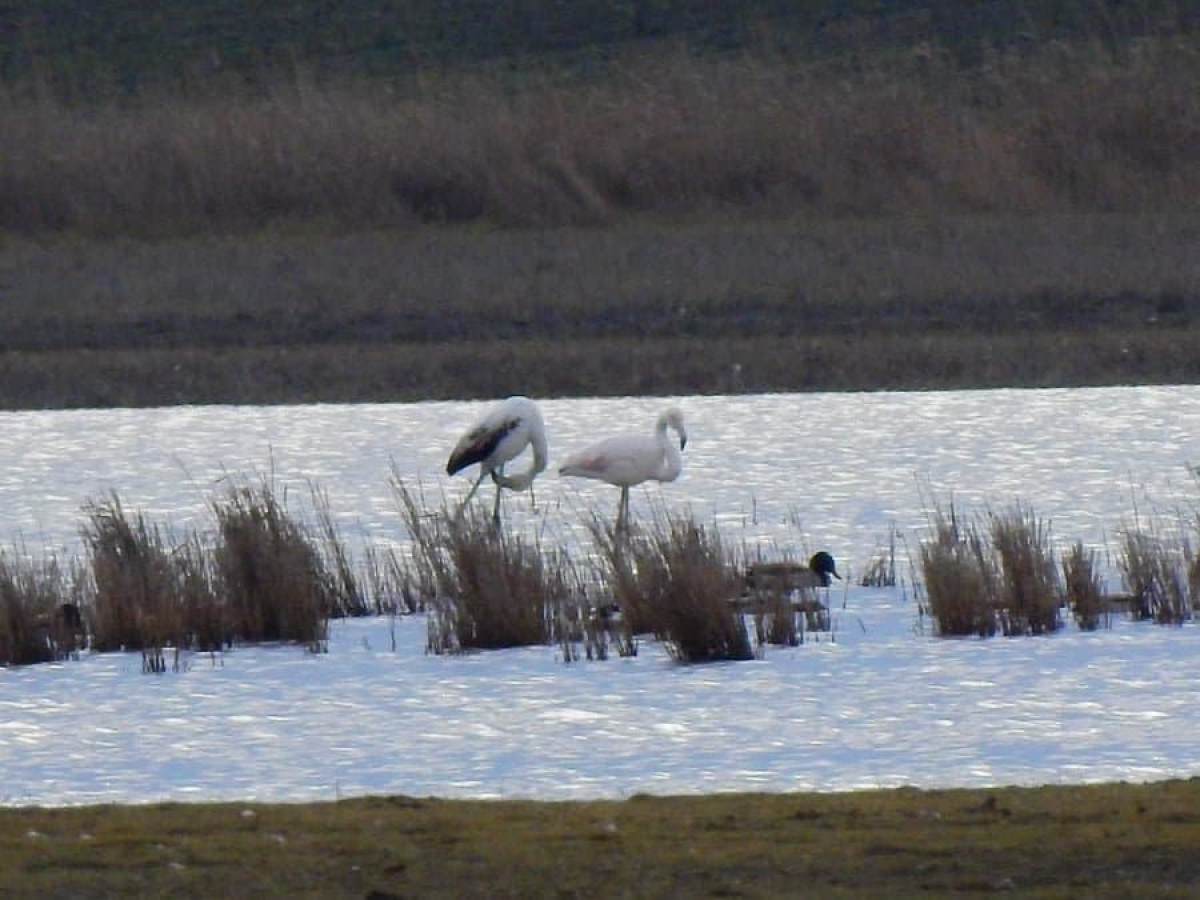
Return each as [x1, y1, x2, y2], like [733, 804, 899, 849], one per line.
[3, 780, 1197, 897]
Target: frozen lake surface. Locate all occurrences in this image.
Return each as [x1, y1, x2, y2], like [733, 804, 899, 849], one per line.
[2, 386, 1198, 577]
[0, 386, 1197, 806]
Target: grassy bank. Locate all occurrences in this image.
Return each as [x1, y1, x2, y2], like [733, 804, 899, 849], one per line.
[1, 10, 1196, 407]
[3, 780, 1197, 897]
[2, 216, 1197, 407]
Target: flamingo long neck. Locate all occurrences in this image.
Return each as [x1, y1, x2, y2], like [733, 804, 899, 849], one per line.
[492, 428, 548, 492]
[656, 421, 683, 481]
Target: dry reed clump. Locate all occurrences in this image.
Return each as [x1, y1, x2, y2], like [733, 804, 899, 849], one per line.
[1061, 541, 1108, 631]
[919, 501, 1066, 637]
[386, 479, 441, 615]
[3, 482, 387, 668]
[988, 505, 1061, 636]
[618, 513, 750, 664]
[544, 518, 634, 662]
[750, 588, 802, 649]
[1116, 528, 1193, 625]
[918, 505, 998, 637]
[174, 533, 227, 652]
[0, 551, 80, 666]
[393, 479, 571, 653]
[536, 555, 627, 664]
[654, 517, 751, 663]
[1190, 534, 1200, 612]
[211, 483, 333, 649]
[310, 486, 370, 618]
[363, 544, 417, 616]
[1, 36, 1196, 235]
[584, 516, 669, 640]
[81, 495, 187, 654]
[1187, 479, 1200, 611]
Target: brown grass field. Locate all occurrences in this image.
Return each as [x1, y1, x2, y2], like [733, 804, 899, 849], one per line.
[1, 32, 1197, 407]
[1, 213, 1197, 407]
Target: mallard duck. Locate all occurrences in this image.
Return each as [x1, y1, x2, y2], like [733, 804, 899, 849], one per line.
[745, 551, 841, 591]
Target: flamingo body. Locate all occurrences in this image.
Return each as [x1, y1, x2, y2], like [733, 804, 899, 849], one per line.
[559, 407, 687, 529]
[447, 396, 548, 522]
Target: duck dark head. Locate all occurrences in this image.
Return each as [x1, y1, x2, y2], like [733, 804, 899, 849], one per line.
[808, 551, 841, 587]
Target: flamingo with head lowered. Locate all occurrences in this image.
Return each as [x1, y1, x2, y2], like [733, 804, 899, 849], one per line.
[446, 396, 548, 524]
[559, 407, 687, 532]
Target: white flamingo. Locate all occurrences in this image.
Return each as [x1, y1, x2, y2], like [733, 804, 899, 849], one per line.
[446, 396, 548, 524]
[559, 407, 687, 531]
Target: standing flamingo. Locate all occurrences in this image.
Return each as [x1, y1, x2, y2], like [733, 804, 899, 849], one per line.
[559, 407, 687, 531]
[446, 396, 548, 524]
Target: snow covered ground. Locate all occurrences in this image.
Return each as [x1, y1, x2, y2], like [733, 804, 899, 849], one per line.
[0, 386, 1197, 806]
[2, 594, 1196, 807]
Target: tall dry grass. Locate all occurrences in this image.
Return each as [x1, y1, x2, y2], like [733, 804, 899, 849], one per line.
[0, 550, 80, 666]
[81, 495, 187, 653]
[1061, 541, 1108, 631]
[1, 36, 1196, 235]
[919, 501, 1066, 637]
[918, 506, 999, 638]
[174, 533, 226, 652]
[211, 484, 335, 649]
[648, 516, 751, 663]
[1116, 528, 1194, 625]
[393, 479, 574, 653]
[1191, 532, 1200, 613]
[749, 588, 803, 649]
[860, 528, 898, 589]
[78, 486, 347, 658]
[989, 505, 1061, 636]
[362, 544, 416, 616]
[588, 511, 750, 663]
[0, 481, 391, 668]
[585, 516, 669, 639]
[311, 486, 370, 618]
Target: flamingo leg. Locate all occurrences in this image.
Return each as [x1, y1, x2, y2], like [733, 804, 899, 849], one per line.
[456, 470, 488, 519]
[616, 486, 630, 534]
[492, 480, 503, 525]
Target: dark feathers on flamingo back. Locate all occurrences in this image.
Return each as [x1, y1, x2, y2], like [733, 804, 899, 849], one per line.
[446, 396, 548, 523]
[446, 418, 519, 476]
